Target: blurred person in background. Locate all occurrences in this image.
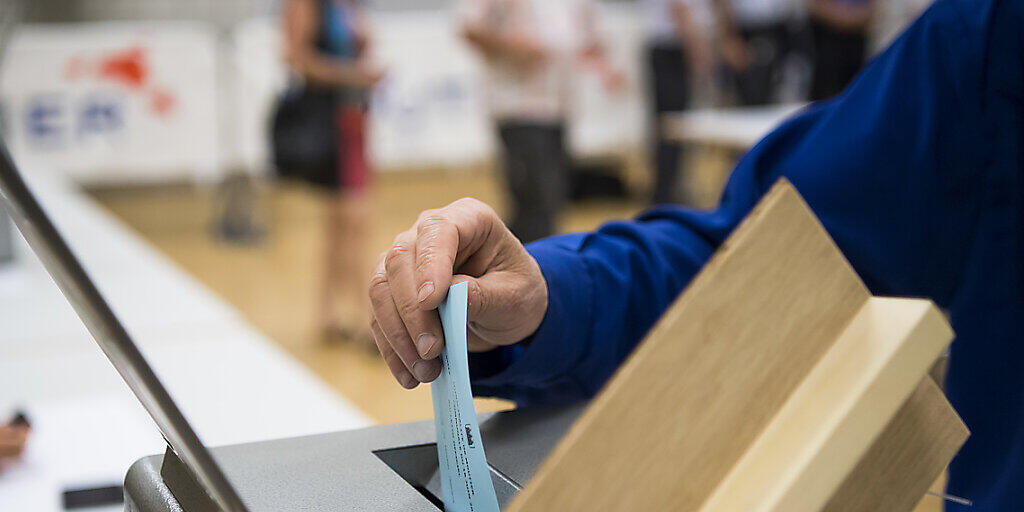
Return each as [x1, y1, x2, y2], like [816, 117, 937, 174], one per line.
[459, 0, 623, 243]
[808, 0, 876, 100]
[643, 0, 715, 205]
[276, 0, 383, 343]
[713, 0, 801, 105]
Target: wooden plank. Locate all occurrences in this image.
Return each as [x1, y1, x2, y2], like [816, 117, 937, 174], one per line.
[697, 298, 953, 512]
[822, 377, 969, 512]
[507, 180, 872, 512]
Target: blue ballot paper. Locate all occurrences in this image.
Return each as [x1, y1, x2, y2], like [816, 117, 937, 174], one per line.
[432, 282, 501, 512]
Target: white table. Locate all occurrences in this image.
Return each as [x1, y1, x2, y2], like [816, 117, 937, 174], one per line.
[0, 163, 372, 511]
[661, 103, 807, 150]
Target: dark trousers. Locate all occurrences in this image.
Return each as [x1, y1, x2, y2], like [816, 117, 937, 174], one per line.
[648, 42, 691, 205]
[497, 121, 567, 243]
[809, 18, 868, 101]
[733, 22, 792, 106]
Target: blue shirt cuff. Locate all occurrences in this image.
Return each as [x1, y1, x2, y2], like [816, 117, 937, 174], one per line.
[468, 235, 595, 391]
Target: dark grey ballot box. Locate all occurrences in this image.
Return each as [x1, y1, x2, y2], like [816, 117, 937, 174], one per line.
[124, 404, 585, 511]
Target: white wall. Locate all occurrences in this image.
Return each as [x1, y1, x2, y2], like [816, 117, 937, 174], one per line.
[0, 22, 221, 184]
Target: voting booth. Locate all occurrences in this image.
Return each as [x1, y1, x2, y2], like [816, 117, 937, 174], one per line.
[119, 180, 966, 511]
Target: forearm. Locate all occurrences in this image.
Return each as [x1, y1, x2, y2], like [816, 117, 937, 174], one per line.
[810, 0, 874, 30]
[288, 53, 369, 88]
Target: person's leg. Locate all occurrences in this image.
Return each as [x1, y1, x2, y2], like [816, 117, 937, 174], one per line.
[836, 30, 868, 93]
[737, 23, 789, 106]
[523, 122, 567, 241]
[320, 105, 373, 344]
[330, 190, 372, 341]
[498, 121, 540, 242]
[810, 18, 867, 100]
[647, 42, 691, 204]
[737, 26, 771, 106]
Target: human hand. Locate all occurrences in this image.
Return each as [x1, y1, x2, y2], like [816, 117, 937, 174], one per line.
[368, 198, 548, 388]
[0, 425, 29, 471]
[601, 69, 627, 93]
[506, 33, 548, 68]
[686, 39, 714, 75]
[721, 35, 751, 71]
[355, 60, 386, 88]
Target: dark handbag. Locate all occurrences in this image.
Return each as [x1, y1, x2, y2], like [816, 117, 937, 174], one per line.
[270, 84, 337, 182]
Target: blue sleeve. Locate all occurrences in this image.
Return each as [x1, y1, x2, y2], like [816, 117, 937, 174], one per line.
[468, 0, 1007, 406]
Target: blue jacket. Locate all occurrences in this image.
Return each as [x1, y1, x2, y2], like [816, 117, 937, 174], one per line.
[468, 0, 1024, 509]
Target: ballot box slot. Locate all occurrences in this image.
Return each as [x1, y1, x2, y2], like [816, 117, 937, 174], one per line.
[373, 443, 521, 510]
[374, 443, 445, 510]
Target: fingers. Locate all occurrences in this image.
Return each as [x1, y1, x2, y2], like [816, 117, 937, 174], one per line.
[370, 319, 418, 389]
[370, 197, 543, 389]
[384, 232, 445, 361]
[413, 198, 504, 309]
[369, 242, 443, 385]
[413, 211, 459, 309]
[0, 426, 28, 459]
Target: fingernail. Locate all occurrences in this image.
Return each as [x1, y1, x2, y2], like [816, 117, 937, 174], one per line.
[417, 281, 435, 304]
[416, 333, 438, 357]
[412, 359, 436, 382]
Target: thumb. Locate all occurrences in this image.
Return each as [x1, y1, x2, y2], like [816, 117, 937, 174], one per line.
[451, 270, 545, 347]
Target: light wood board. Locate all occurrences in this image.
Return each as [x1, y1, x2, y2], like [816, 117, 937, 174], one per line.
[698, 298, 953, 511]
[823, 377, 968, 512]
[506, 180, 964, 512]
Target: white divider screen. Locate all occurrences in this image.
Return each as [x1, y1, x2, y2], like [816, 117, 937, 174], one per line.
[0, 22, 220, 184]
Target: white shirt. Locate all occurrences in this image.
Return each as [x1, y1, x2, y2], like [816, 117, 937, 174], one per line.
[643, 0, 715, 43]
[459, 0, 595, 121]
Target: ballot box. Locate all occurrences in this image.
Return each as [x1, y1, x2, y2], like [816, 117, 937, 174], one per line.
[123, 405, 584, 511]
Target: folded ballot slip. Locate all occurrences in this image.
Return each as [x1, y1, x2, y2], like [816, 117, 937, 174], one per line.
[431, 282, 500, 512]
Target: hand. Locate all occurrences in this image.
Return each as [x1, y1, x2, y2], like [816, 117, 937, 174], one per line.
[601, 69, 627, 93]
[368, 198, 548, 389]
[686, 39, 714, 75]
[355, 60, 386, 88]
[721, 35, 751, 71]
[506, 34, 548, 68]
[0, 425, 29, 470]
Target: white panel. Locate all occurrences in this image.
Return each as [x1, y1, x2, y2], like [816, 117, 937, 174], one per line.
[0, 22, 221, 184]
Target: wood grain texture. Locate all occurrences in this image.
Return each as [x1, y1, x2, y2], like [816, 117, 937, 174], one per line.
[507, 180, 873, 512]
[822, 377, 969, 512]
[507, 180, 965, 512]
[698, 298, 953, 512]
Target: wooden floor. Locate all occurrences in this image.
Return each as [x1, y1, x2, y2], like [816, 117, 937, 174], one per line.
[91, 169, 648, 424]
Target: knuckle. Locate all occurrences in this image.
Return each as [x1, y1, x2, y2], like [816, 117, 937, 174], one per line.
[417, 208, 446, 226]
[415, 250, 442, 274]
[417, 212, 450, 234]
[468, 279, 488, 316]
[367, 272, 390, 303]
[383, 241, 412, 270]
[452, 197, 483, 209]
